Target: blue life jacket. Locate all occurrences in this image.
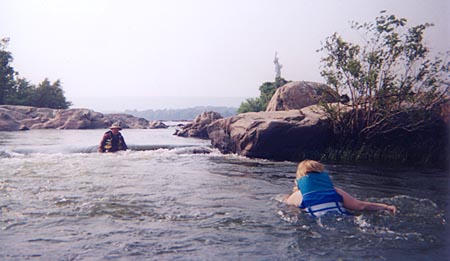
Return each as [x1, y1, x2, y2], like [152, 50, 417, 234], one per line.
[297, 172, 351, 217]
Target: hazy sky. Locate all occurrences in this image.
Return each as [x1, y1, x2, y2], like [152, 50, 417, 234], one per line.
[0, 0, 448, 111]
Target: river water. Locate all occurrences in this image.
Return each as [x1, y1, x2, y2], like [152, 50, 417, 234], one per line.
[1, 127, 449, 260]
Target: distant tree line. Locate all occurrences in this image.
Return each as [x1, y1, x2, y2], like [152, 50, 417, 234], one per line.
[0, 38, 71, 109]
[125, 106, 238, 121]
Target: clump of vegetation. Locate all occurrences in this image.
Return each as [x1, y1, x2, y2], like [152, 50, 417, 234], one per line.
[238, 77, 288, 113]
[317, 11, 449, 167]
[318, 11, 449, 142]
[0, 38, 71, 109]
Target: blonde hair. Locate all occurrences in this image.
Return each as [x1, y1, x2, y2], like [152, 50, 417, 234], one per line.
[296, 160, 325, 179]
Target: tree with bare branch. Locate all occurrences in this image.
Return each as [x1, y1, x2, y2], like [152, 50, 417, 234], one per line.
[318, 11, 449, 143]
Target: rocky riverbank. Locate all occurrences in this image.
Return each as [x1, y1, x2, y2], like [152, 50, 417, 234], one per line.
[0, 105, 167, 131]
[175, 81, 339, 160]
[174, 81, 448, 167]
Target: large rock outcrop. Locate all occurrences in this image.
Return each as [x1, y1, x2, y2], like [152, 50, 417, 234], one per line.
[0, 105, 166, 131]
[207, 105, 333, 161]
[171, 81, 340, 161]
[266, 81, 338, 111]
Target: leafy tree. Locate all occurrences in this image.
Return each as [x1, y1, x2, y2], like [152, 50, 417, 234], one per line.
[238, 97, 263, 113]
[238, 77, 289, 113]
[31, 78, 72, 109]
[0, 37, 72, 109]
[318, 11, 449, 141]
[0, 38, 16, 104]
[4, 77, 35, 105]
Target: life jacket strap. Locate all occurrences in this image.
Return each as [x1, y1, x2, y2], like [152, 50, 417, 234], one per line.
[306, 202, 350, 217]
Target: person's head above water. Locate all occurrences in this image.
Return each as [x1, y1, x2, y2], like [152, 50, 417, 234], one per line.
[296, 160, 325, 178]
[109, 123, 122, 130]
[109, 123, 122, 134]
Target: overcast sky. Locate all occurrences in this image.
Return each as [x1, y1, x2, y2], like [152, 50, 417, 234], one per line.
[0, 0, 448, 111]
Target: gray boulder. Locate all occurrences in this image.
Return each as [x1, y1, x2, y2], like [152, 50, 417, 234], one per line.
[31, 109, 101, 129]
[149, 120, 168, 129]
[0, 105, 161, 131]
[266, 81, 338, 111]
[207, 105, 333, 160]
[0, 110, 21, 131]
[174, 111, 222, 138]
[105, 113, 153, 129]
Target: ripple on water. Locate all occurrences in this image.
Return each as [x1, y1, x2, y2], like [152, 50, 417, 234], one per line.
[277, 193, 449, 260]
[0, 132, 448, 260]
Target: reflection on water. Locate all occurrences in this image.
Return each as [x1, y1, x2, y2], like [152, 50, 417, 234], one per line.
[0, 129, 449, 260]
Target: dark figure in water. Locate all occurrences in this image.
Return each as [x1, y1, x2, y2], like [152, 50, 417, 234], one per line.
[98, 123, 128, 153]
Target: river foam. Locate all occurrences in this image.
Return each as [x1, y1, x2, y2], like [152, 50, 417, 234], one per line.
[0, 129, 448, 260]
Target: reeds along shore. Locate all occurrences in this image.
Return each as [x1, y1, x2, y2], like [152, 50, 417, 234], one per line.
[299, 124, 449, 169]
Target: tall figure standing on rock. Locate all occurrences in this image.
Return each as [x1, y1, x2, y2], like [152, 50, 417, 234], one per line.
[98, 123, 128, 153]
[274, 52, 283, 79]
